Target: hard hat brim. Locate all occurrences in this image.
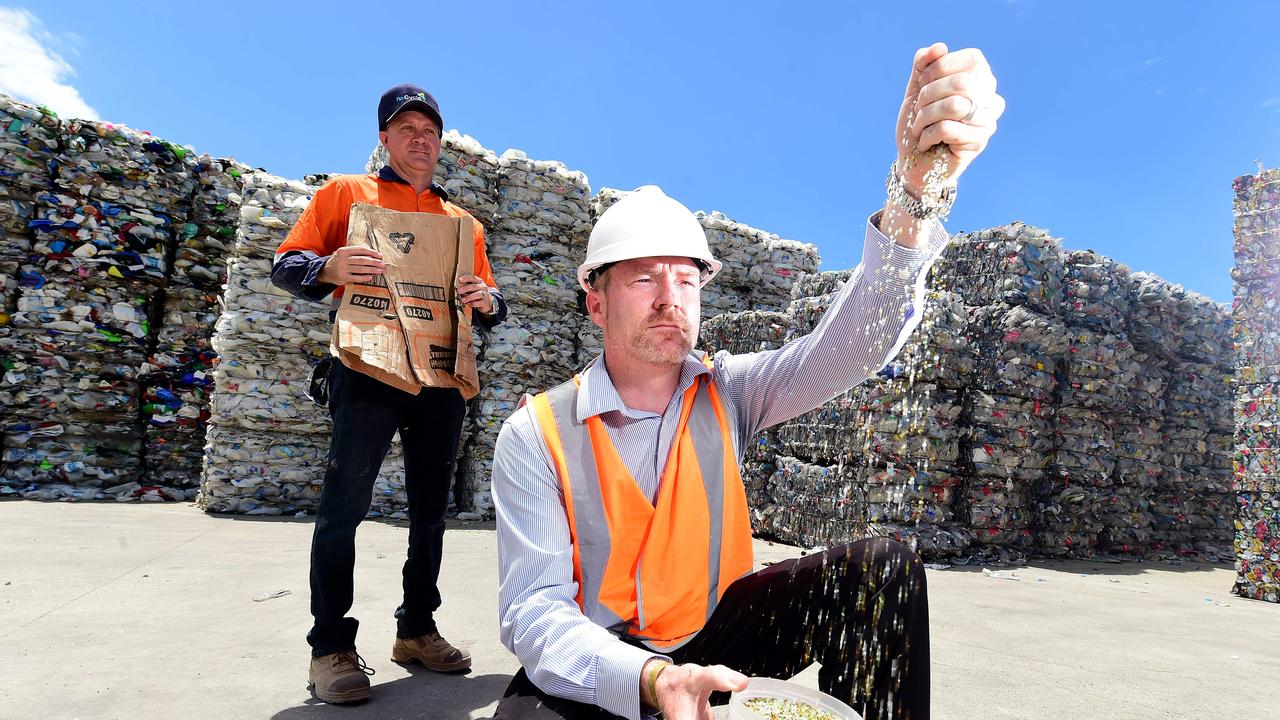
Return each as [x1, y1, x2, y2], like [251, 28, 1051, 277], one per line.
[577, 256, 722, 292]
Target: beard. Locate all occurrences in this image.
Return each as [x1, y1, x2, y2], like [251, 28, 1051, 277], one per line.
[628, 309, 695, 366]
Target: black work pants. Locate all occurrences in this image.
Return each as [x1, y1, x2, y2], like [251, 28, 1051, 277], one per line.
[307, 361, 467, 657]
[493, 538, 930, 720]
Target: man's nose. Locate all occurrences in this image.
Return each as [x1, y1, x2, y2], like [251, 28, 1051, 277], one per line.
[654, 275, 683, 309]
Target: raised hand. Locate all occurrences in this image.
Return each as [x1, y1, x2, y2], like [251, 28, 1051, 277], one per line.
[895, 42, 1005, 192]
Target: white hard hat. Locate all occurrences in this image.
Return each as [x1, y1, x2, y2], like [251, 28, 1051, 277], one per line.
[577, 185, 721, 291]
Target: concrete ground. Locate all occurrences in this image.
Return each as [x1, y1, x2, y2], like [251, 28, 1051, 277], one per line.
[0, 502, 1276, 720]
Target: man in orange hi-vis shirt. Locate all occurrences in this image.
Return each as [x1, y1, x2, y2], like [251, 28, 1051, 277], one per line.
[271, 84, 506, 705]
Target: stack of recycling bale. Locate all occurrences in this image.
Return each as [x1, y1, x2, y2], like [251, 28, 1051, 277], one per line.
[1130, 271, 1187, 556]
[764, 276, 973, 558]
[696, 210, 819, 316]
[961, 303, 1066, 560]
[1198, 297, 1236, 561]
[694, 211, 761, 318]
[199, 171, 410, 517]
[1163, 297, 1235, 561]
[1112, 342, 1169, 551]
[767, 358, 871, 548]
[140, 156, 247, 490]
[1050, 326, 1134, 556]
[0, 95, 61, 498]
[850, 375, 970, 557]
[699, 310, 790, 355]
[199, 171, 329, 514]
[699, 309, 791, 525]
[454, 150, 592, 517]
[932, 222, 1067, 561]
[1232, 167, 1280, 602]
[763, 271, 856, 543]
[1042, 251, 1143, 557]
[857, 289, 973, 556]
[0, 95, 59, 321]
[1132, 270, 1235, 560]
[1, 115, 197, 501]
[745, 271, 848, 536]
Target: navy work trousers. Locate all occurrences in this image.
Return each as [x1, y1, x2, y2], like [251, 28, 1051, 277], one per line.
[493, 538, 931, 720]
[307, 360, 467, 657]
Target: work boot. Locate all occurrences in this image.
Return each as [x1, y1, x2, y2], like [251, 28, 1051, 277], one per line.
[308, 650, 375, 704]
[391, 632, 471, 672]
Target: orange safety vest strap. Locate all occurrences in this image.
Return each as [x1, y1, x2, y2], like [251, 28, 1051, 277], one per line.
[686, 379, 728, 624]
[537, 379, 627, 633]
[528, 386, 585, 610]
[706, 379, 754, 594]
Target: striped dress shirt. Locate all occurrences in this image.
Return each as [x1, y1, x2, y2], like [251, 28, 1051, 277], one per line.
[491, 215, 950, 720]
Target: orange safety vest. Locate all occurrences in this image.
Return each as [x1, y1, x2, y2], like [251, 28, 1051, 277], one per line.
[528, 357, 754, 650]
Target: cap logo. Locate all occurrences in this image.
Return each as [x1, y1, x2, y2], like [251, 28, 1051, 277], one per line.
[396, 92, 428, 103]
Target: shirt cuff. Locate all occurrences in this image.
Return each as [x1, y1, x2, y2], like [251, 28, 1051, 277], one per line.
[476, 287, 508, 328]
[300, 254, 338, 301]
[861, 211, 951, 296]
[596, 642, 667, 720]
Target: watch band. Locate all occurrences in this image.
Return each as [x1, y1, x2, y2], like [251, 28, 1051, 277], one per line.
[885, 160, 956, 221]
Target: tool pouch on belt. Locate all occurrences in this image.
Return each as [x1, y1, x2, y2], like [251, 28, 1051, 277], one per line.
[305, 356, 334, 407]
[330, 203, 480, 399]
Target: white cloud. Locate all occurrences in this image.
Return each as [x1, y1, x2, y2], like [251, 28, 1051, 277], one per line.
[1263, 96, 1280, 110]
[0, 7, 99, 120]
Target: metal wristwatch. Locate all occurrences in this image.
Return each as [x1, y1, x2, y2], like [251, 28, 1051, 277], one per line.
[885, 162, 957, 221]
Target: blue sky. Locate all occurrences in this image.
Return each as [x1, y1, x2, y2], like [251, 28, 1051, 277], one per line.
[3, 1, 1277, 303]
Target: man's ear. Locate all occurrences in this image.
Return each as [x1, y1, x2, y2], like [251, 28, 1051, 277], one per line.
[585, 289, 606, 327]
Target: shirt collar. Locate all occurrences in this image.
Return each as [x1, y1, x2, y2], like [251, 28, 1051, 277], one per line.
[575, 351, 713, 423]
[377, 164, 449, 199]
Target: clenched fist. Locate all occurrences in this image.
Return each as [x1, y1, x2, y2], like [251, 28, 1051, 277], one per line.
[455, 273, 494, 315]
[896, 42, 1005, 193]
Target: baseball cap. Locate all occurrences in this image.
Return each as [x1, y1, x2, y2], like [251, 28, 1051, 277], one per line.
[378, 84, 443, 132]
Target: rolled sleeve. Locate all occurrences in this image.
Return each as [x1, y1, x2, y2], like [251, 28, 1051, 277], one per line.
[270, 250, 338, 302]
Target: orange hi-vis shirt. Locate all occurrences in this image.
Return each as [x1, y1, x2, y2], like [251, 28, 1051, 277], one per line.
[275, 170, 497, 301]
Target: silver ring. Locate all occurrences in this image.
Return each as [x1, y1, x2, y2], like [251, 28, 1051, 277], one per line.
[961, 96, 978, 124]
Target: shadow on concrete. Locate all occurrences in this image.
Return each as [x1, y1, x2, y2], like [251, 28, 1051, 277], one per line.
[271, 670, 512, 720]
[763, 533, 1235, 577]
[936, 557, 1232, 577]
[207, 510, 497, 533]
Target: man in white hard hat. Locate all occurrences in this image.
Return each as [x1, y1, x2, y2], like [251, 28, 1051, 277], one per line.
[491, 43, 1003, 720]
